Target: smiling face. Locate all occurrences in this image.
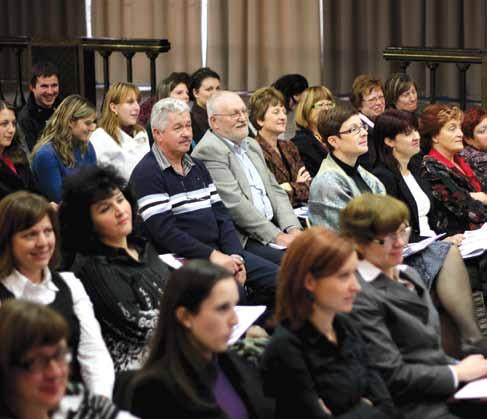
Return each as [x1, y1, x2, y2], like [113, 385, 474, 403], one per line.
[396, 85, 418, 112]
[259, 104, 287, 136]
[433, 118, 464, 158]
[90, 188, 133, 246]
[0, 107, 16, 155]
[179, 277, 239, 359]
[11, 340, 68, 416]
[31, 75, 59, 109]
[385, 127, 421, 161]
[194, 77, 221, 108]
[12, 216, 55, 282]
[359, 87, 385, 120]
[110, 90, 140, 127]
[466, 117, 487, 152]
[69, 113, 96, 143]
[209, 93, 249, 143]
[305, 252, 360, 317]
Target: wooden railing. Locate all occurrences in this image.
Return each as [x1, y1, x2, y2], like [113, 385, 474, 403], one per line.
[383, 46, 487, 109]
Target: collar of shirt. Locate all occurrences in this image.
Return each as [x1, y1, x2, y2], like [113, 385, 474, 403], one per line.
[220, 136, 250, 155]
[330, 152, 359, 176]
[151, 142, 195, 175]
[3, 267, 58, 304]
[359, 113, 375, 128]
[357, 259, 408, 282]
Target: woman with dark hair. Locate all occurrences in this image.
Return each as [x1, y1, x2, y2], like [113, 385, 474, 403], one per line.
[371, 109, 487, 353]
[249, 86, 311, 207]
[0, 100, 35, 200]
[189, 67, 221, 143]
[461, 106, 487, 184]
[130, 260, 270, 419]
[0, 300, 135, 419]
[59, 165, 169, 373]
[272, 73, 309, 140]
[261, 227, 399, 419]
[341, 194, 487, 419]
[0, 191, 114, 397]
[291, 86, 335, 177]
[31, 95, 97, 202]
[384, 73, 418, 113]
[420, 104, 487, 234]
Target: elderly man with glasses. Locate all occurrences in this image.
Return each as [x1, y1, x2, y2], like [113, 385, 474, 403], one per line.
[192, 91, 302, 265]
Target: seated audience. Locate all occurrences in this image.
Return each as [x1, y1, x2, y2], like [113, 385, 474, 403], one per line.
[308, 103, 385, 229]
[31, 95, 97, 202]
[18, 61, 62, 150]
[341, 194, 487, 419]
[249, 86, 311, 207]
[350, 75, 386, 170]
[138, 72, 190, 147]
[261, 227, 400, 419]
[272, 73, 309, 140]
[384, 73, 418, 113]
[420, 104, 487, 234]
[0, 191, 114, 397]
[0, 300, 135, 419]
[59, 165, 170, 372]
[291, 86, 334, 177]
[193, 91, 302, 265]
[189, 67, 221, 143]
[372, 109, 487, 352]
[90, 82, 149, 181]
[130, 260, 271, 419]
[0, 100, 35, 200]
[461, 106, 487, 184]
[130, 98, 277, 307]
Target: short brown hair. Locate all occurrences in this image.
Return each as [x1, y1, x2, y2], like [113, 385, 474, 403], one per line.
[0, 191, 61, 278]
[0, 300, 68, 409]
[248, 87, 285, 130]
[276, 227, 355, 329]
[295, 86, 334, 129]
[419, 104, 463, 152]
[339, 193, 410, 244]
[384, 73, 417, 109]
[350, 75, 383, 110]
[318, 102, 358, 151]
[462, 106, 487, 141]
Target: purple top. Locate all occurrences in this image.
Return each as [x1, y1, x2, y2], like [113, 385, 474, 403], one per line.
[212, 359, 250, 419]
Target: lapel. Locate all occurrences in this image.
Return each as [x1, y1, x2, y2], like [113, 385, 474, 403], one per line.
[256, 136, 289, 181]
[319, 154, 362, 196]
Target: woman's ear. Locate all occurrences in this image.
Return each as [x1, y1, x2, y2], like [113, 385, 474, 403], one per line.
[327, 135, 340, 150]
[175, 307, 192, 329]
[384, 137, 395, 148]
[304, 273, 316, 294]
[109, 102, 118, 116]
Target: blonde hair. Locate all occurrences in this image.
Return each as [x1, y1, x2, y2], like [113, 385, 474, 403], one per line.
[33, 95, 95, 167]
[98, 82, 143, 144]
[295, 86, 334, 129]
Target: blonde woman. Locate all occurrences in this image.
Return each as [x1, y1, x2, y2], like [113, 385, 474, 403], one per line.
[90, 82, 150, 181]
[31, 95, 97, 202]
[291, 86, 335, 177]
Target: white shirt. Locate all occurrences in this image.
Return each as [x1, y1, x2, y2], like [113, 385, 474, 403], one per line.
[90, 127, 150, 181]
[402, 173, 436, 237]
[2, 268, 115, 397]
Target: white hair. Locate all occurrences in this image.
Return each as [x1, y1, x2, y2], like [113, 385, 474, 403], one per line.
[151, 98, 190, 131]
[206, 90, 240, 118]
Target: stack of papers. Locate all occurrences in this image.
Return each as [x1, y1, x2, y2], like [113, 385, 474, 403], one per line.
[455, 378, 487, 399]
[403, 234, 445, 258]
[228, 305, 267, 344]
[459, 223, 487, 259]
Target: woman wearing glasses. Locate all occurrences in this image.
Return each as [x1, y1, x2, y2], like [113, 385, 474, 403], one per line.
[0, 191, 114, 397]
[341, 194, 487, 419]
[291, 86, 335, 177]
[249, 87, 311, 207]
[308, 103, 385, 229]
[0, 300, 135, 419]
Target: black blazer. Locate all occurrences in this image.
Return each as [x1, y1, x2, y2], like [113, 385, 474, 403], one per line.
[130, 351, 273, 419]
[372, 162, 435, 242]
[291, 128, 327, 177]
[0, 159, 36, 201]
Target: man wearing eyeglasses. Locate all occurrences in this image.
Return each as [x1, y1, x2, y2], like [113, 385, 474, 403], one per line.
[308, 102, 386, 230]
[192, 91, 302, 265]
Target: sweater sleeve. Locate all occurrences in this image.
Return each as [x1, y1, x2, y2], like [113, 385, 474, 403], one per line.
[31, 144, 64, 202]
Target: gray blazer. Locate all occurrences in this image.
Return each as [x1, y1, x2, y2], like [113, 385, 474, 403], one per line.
[308, 153, 386, 229]
[192, 130, 300, 245]
[349, 266, 456, 419]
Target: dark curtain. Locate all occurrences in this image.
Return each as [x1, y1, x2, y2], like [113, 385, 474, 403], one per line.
[322, 0, 486, 103]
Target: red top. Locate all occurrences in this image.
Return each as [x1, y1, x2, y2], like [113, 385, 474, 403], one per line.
[428, 148, 482, 192]
[0, 155, 17, 175]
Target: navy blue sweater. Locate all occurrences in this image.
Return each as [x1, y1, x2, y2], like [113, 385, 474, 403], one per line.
[130, 152, 243, 259]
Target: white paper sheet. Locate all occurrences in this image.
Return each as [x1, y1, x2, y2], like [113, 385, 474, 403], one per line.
[158, 254, 183, 269]
[228, 305, 267, 344]
[454, 378, 487, 399]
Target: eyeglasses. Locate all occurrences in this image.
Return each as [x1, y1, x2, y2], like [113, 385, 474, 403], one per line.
[312, 101, 335, 110]
[372, 226, 411, 249]
[339, 123, 368, 136]
[363, 95, 385, 105]
[16, 347, 72, 374]
[212, 109, 248, 120]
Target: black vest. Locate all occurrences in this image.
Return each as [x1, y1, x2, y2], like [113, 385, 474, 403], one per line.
[0, 271, 82, 383]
